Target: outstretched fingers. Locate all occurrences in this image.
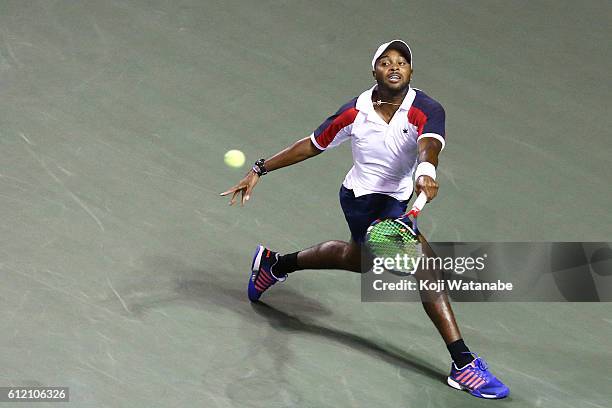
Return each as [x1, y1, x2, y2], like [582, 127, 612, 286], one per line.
[221, 173, 258, 206]
[230, 189, 242, 206]
[219, 184, 245, 206]
[219, 185, 240, 196]
[243, 183, 255, 203]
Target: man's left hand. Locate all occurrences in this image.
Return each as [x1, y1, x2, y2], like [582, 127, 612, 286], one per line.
[415, 175, 438, 202]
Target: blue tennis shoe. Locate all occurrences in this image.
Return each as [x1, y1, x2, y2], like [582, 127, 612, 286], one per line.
[248, 245, 286, 302]
[447, 353, 509, 399]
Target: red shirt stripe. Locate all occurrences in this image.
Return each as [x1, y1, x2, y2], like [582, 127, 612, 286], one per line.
[407, 106, 428, 136]
[315, 107, 359, 148]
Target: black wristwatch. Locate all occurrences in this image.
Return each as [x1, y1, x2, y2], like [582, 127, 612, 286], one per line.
[252, 158, 268, 176]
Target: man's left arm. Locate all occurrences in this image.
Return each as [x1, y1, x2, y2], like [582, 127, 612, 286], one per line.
[415, 137, 443, 202]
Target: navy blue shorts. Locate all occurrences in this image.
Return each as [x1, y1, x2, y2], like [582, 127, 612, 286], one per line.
[339, 185, 410, 243]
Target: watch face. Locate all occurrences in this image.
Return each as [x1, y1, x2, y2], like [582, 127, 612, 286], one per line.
[254, 159, 267, 175]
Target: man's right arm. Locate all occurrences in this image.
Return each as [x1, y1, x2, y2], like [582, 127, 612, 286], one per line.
[221, 96, 357, 206]
[264, 136, 322, 173]
[220, 136, 321, 206]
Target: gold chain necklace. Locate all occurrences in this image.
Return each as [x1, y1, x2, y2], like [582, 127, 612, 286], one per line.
[373, 100, 402, 107]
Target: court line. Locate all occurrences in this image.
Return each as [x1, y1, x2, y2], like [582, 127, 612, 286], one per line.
[3, 264, 143, 325]
[106, 275, 131, 314]
[21, 138, 106, 232]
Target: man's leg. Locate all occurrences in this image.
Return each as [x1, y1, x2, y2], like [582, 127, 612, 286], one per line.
[413, 236, 474, 368]
[278, 239, 363, 273]
[421, 236, 510, 398]
[416, 237, 462, 343]
[247, 239, 364, 302]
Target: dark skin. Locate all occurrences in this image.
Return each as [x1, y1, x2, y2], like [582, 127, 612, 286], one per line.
[220, 48, 461, 344]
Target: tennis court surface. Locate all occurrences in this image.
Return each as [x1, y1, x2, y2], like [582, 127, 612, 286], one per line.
[1, 1, 611, 406]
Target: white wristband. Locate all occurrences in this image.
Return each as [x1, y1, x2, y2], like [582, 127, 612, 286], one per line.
[414, 161, 436, 181]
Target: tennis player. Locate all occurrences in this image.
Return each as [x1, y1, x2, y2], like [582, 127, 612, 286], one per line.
[221, 40, 509, 399]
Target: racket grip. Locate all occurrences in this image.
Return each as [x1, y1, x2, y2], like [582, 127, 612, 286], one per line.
[407, 192, 427, 217]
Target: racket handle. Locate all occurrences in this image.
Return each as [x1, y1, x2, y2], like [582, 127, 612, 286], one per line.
[407, 192, 427, 217]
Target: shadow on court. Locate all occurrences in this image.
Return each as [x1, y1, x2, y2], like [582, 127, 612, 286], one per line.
[118, 255, 445, 384]
[250, 301, 445, 383]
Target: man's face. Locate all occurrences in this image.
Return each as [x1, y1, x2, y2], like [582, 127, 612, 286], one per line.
[373, 48, 412, 91]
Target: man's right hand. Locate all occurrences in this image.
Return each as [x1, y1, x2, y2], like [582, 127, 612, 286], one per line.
[220, 170, 260, 206]
[219, 136, 321, 206]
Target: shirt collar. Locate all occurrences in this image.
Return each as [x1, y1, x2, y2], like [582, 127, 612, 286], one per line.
[356, 84, 416, 119]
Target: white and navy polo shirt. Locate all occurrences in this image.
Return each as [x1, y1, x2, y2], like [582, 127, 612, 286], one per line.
[310, 85, 446, 201]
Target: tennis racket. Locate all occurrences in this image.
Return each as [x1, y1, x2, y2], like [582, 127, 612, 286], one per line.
[365, 192, 427, 262]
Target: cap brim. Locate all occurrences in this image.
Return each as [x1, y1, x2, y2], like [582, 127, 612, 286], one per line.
[371, 40, 412, 69]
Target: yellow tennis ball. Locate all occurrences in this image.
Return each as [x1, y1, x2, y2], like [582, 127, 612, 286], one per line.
[224, 149, 246, 168]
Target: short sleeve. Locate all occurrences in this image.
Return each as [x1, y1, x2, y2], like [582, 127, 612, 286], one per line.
[311, 97, 359, 151]
[408, 90, 446, 149]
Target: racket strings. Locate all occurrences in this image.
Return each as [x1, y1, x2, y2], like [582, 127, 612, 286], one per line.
[366, 219, 421, 260]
